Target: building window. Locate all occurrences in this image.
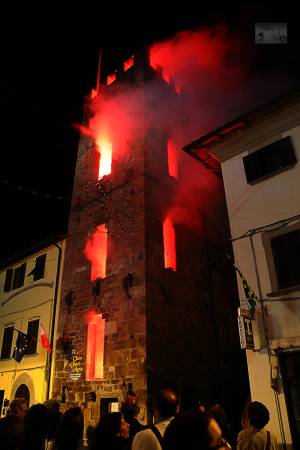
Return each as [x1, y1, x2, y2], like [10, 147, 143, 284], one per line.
[243, 136, 296, 184]
[85, 224, 108, 281]
[27, 254, 46, 281]
[163, 216, 177, 271]
[25, 319, 39, 355]
[86, 312, 105, 381]
[271, 229, 300, 290]
[3, 263, 26, 292]
[12, 263, 26, 290]
[167, 139, 178, 179]
[1, 325, 14, 359]
[4, 269, 13, 292]
[263, 223, 300, 293]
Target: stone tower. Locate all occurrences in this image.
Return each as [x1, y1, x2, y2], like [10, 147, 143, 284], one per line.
[51, 49, 248, 427]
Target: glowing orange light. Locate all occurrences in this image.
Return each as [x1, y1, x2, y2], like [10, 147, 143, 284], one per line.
[163, 217, 176, 270]
[167, 140, 178, 179]
[124, 57, 134, 71]
[86, 311, 105, 381]
[107, 73, 117, 86]
[85, 224, 108, 281]
[162, 70, 171, 84]
[97, 139, 112, 179]
[91, 88, 98, 99]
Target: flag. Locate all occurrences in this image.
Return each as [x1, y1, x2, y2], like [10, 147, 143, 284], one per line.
[41, 325, 51, 353]
[13, 331, 29, 363]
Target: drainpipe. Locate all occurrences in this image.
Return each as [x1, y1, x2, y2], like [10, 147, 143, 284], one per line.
[46, 241, 63, 400]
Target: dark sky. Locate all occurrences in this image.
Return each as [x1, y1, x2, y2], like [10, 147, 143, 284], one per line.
[1, 3, 299, 262]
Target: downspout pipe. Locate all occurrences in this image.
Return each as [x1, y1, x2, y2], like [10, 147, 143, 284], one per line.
[46, 241, 63, 400]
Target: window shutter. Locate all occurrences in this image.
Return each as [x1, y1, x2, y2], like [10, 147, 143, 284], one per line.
[4, 269, 13, 292]
[13, 263, 26, 289]
[25, 319, 40, 355]
[1, 326, 14, 359]
[34, 254, 46, 281]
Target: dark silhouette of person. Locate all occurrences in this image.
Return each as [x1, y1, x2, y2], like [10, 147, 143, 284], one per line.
[120, 391, 145, 446]
[23, 403, 48, 450]
[89, 412, 130, 450]
[47, 406, 84, 450]
[164, 410, 231, 450]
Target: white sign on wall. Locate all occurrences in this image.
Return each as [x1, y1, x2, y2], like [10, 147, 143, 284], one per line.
[238, 307, 261, 350]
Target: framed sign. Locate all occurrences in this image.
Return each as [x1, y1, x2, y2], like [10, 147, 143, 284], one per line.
[238, 308, 255, 350]
[67, 350, 84, 381]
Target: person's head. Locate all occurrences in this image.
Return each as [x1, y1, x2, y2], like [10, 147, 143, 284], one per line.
[121, 391, 140, 418]
[8, 398, 28, 418]
[100, 412, 129, 439]
[164, 411, 230, 450]
[23, 404, 49, 450]
[247, 401, 270, 429]
[155, 388, 178, 419]
[44, 399, 60, 413]
[54, 407, 84, 450]
[91, 412, 129, 449]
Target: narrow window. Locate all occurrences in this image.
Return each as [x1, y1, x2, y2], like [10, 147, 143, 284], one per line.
[85, 224, 108, 280]
[86, 312, 105, 381]
[12, 263, 26, 289]
[163, 217, 177, 271]
[25, 319, 39, 355]
[97, 139, 112, 180]
[167, 140, 178, 179]
[1, 326, 14, 359]
[34, 254, 46, 280]
[124, 57, 134, 71]
[243, 136, 296, 184]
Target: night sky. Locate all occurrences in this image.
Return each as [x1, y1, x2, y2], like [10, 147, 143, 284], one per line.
[1, 3, 299, 263]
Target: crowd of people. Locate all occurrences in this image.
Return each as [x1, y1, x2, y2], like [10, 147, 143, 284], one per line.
[0, 389, 278, 450]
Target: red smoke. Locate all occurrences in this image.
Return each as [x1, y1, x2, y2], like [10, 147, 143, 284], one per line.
[82, 24, 288, 246]
[150, 26, 249, 142]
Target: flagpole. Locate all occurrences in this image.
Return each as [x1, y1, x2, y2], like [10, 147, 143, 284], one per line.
[96, 49, 102, 95]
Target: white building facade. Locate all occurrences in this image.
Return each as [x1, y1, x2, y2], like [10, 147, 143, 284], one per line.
[0, 238, 65, 414]
[184, 91, 300, 449]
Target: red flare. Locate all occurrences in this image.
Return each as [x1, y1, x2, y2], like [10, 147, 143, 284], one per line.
[85, 224, 108, 281]
[86, 312, 105, 381]
[163, 217, 176, 270]
[124, 57, 134, 71]
[97, 138, 112, 179]
[107, 73, 117, 86]
[167, 139, 178, 179]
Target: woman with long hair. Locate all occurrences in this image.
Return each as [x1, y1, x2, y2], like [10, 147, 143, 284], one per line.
[89, 412, 130, 450]
[47, 407, 84, 450]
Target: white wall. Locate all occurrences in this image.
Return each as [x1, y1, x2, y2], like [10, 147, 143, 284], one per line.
[220, 125, 300, 448]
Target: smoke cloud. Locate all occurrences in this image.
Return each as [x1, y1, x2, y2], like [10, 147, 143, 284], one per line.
[84, 24, 293, 233]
